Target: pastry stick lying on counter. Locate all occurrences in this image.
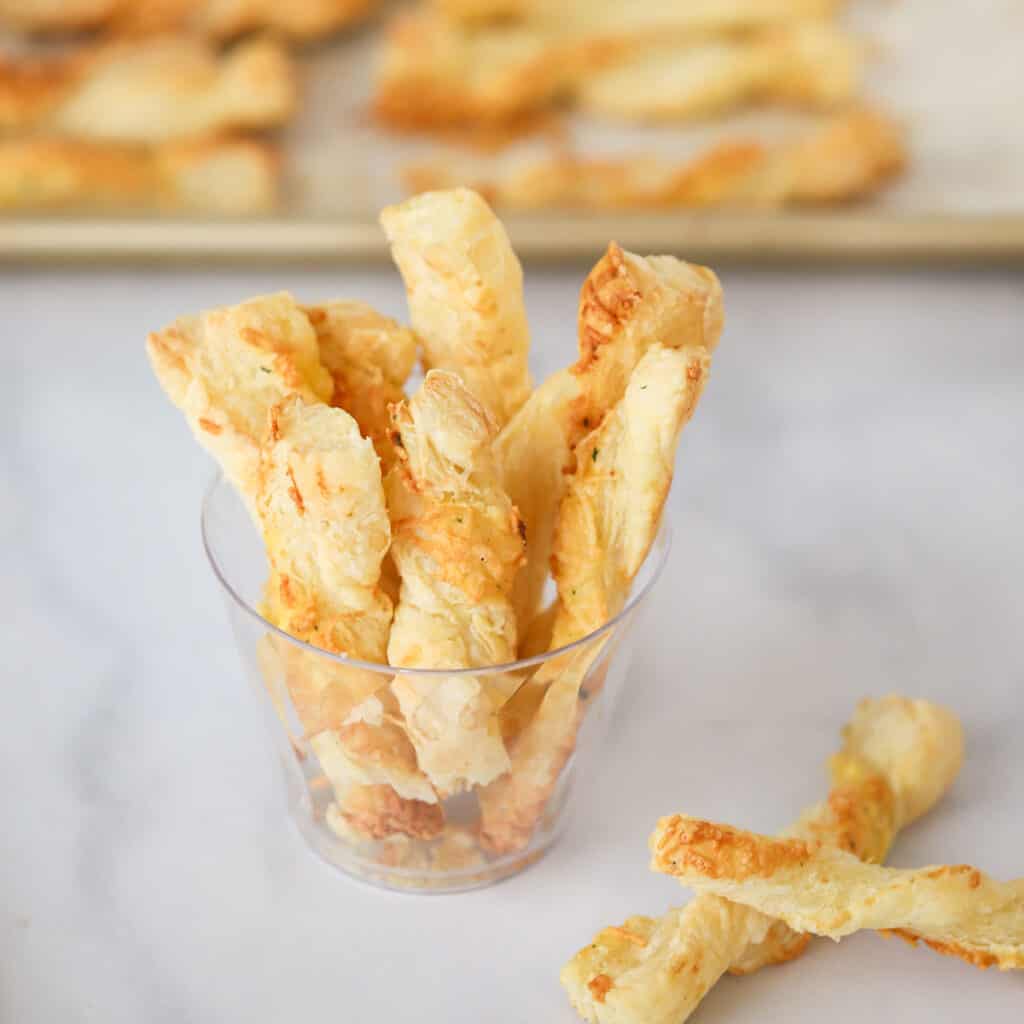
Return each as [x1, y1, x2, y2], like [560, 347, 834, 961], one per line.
[479, 342, 712, 854]
[0, 136, 278, 212]
[497, 244, 722, 631]
[304, 301, 419, 475]
[257, 396, 443, 840]
[0, 35, 295, 142]
[560, 697, 964, 1024]
[381, 188, 532, 429]
[403, 109, 907, 209]
[577, 22, 860, 122]
[386, 370, 526, 795]
[652, 816, 1024, 971]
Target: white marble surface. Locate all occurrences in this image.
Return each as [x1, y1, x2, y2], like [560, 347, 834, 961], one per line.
[2, 265, 1022, 1022]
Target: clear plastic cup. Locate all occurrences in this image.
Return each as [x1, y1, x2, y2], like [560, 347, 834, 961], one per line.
[202, 473, 671, 892]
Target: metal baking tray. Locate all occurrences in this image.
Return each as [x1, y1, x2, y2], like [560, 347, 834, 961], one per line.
[3, 0, 1023, 264]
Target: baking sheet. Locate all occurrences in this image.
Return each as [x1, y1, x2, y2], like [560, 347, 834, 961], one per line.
[3, 0, 1024, 263]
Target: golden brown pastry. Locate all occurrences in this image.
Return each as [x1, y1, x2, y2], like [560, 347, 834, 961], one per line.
[0, 0, 117, 31]
[652, 817, 1023, 971]
[146, 292, 332, 509]
[498, 244, 722, 629]
[258, 396, 394, 732]
[0, 0, 373, 37]
[565, 0, 846, 39]
[325, 779, 443, 841]
[549, 346, 711, 647]
[431, 0, 527, 23]
[303, 301, 418, 474]
[561, 696, 964, 1024]
[108, 0, 376, 39]
[312, 692, 441, 819]
[0, 135, 278, 212]
[383, 0, 847, 131]
[146, 293, 433, 841]
[381, 187, 532, 428]
[577, 23, 860, 122]
[373, 8, 622, 132]
[403, 109, 907, 209]
[257, 396, 393, 675]
[495, 370, 578, 628]
[256, 397, 442, 840]
[434, 0, 843, 35]
[0, 35, 295, 143]
[479, 343, 712, 854]
[386, 370, 526, 795]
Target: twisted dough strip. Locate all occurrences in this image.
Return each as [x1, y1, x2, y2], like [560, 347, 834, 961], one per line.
[0, 0, 117, 32]
[403, 109, 906, 210]
[479, 343, 711, 854]
[0, 35, 295, 143]
[434, 0, 842, 34]
[146, 291, 332, 512]
[257, 397, 442, 840]
[652, 817, 1023, 971]
[376, 3, 846, 131]
[386, 370, 526, 795]
[381, 187, 532, 428]
[0, 136, 277, 212]
[373, 8, 622, 132]
[498, 242, 722, 631]
[304, 301, 418, 474]
[561, 696, 964, 1024]
[107, 0, 375, 39]
[0, 0, 372, 37]
[577, 23, 860, 122]
[257, 396, 393, 686]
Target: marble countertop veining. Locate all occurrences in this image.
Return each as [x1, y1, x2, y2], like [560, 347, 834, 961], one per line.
[2, 266, 1022, 1022]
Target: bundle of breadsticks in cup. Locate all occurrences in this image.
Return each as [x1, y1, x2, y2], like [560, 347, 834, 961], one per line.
[147, 187, 723, 887]
[562, 694, 1023, 1024]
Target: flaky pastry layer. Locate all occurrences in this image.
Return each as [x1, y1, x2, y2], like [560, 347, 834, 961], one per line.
[480, 344, 711, 854]
[652, 816, 1023, 970]
[381, 187, 532, 428]
[497, 243, 722, 630]
[561, 696, 964, 1024]
[304, 301, 418, 474]
[257, 398, 445, 838]
[387, 370, 525, 794]
[434, 0, 844, 36]
[257, 396, 393, 671]
[403, 109, 906, 209]
[0, 136, 278, 212]
[147, 291, 331, 505]
[373, 8, 622, 132]
[108, 0, 376, 39]
[577, 23, 860, 122]
[0, 35, 295, 143]
[0, 0, 117, 31]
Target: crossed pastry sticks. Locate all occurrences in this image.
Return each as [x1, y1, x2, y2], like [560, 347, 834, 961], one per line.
[562, 695, 1021, 1024]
